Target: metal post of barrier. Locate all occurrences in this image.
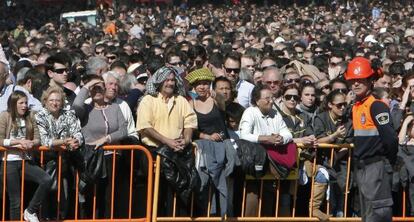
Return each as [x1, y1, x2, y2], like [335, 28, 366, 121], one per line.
[2, 150, 6, 221]
[128, 149, 134, 219]
[344, 149, 352, 216]
[20, 159, 25, 221]
[75, 171, 79, 220]
[57, 151, 62, 220]
[110, 152, 116, 219]
[152, 155, 161, 222]
[275, 180, 280, 217]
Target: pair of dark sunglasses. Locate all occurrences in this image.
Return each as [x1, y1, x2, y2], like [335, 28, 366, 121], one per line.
[284, 94, 300, 101]
[332, 102, 347, 109]
[53, 68, 68, 74]
[225, 68, 240, 74]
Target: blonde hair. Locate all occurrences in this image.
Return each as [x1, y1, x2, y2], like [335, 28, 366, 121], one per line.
[41, 86, 66, 107]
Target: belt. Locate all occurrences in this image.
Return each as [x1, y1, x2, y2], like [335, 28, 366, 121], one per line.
[355, 156, 385, 169]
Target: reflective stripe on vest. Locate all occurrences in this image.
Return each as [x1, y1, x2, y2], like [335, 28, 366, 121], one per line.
[354, 129, 380, 136]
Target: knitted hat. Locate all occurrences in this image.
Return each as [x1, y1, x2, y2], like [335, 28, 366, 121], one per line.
[185, 68, 215, 85]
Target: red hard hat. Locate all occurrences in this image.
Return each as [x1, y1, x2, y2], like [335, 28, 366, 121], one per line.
[345, 57, 375, 80]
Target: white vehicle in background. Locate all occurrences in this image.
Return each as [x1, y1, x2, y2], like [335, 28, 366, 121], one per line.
[61, 10, 98, 27]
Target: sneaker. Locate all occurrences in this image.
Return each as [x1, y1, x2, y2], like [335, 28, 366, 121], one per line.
[24, 209, 39, 222]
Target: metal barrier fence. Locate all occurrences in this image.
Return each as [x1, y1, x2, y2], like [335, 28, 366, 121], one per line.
[0, 145, 153, 222]
[151, 143, 414, 222]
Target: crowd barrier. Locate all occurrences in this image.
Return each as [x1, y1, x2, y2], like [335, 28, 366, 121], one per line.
[0, 145, 153, 222]
[3, 143, 414, 221]
[151, 143, 414, 222]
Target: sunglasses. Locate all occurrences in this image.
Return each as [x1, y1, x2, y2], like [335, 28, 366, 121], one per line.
[284, 78, 300, 85]
[284, 94, 300, 101]
[337, 88, 348, 94]
[95, 50, 105, 55]
[107, 56, 116, 60]
[225, 68, 240, 74]
[332, 102, 347, 109]
[314, 51, 324, 55]
[264, 80, 280, 86]
[53, 68, 68, 74]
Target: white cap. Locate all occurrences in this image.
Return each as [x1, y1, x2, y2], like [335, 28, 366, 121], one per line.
[127, 63, 141, 74]
[274, 36, 285, 43]
[345, 30, 354, 37]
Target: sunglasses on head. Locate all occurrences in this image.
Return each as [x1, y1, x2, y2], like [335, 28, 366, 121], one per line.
[332, 102, 347, 109]
[225, 68, 240, 74]
[53, 68, 68, 74]
[284, 94, 300, 101]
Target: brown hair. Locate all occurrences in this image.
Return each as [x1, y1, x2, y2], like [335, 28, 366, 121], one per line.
[7, 91, 33, 140]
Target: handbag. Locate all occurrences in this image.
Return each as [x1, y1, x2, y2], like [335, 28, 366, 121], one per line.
[45, 160, 58, 192]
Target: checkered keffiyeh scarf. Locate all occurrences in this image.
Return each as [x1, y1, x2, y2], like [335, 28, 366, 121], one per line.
[146, 66, 186, 97]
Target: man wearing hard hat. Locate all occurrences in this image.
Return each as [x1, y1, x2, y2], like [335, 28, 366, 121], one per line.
[345, 57, 398, 222]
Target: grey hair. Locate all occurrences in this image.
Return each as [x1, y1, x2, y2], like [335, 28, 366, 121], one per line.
[86, 56, 107, 75]
[119, 74, 138, 95]
[102, 71, 120, 83]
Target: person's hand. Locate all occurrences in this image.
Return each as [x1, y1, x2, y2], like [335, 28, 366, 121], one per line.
[400, 86, 411, 110]
[333, 125, 346, 138]
[66, 138, 80, 150]
[346, 91, 355, 104]
[164, 138, 183, 152]
[85, 79, 104, 90]
[301, 135, 318, 147]
[209, 133, 223, 142]
[91, 136, 108, 150]
[19, 139, 34, 150]
[267, 134, 283, 145]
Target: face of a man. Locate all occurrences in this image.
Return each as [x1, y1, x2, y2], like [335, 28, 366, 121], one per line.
[105, 76, 119, 101]
[262, 69, 282, 98]
[214, 80, 232, 102]
[160, 73, 176, 97]
[223, 58, 241, 84]
[350, 78, 372, 99]
[241, 57, 256, 73]
[49, 63, 68, 86]
[374, 75, 392, 89]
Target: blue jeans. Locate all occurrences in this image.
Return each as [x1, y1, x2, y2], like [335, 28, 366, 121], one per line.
[1, 160, 52, 220]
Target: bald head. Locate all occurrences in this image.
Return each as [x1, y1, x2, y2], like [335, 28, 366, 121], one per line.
[262, 67, 282, 98]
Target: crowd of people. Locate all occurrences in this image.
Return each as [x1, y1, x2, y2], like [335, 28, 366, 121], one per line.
[0, 0, 414, 221]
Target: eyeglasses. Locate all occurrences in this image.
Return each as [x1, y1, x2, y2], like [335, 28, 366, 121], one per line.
[53, 68, 68, 74]
[224, 68, 240, 74]
[284, 78, 300, 85]
[260, 96, 273, 102]
[284, 94, 300, 101]
[95, 50, 105, 55]
[264, 80, 280, 86]
[332, 102, 347, 109]
[107, 56, 116, 60]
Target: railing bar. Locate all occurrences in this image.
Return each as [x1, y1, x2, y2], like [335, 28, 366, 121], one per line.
[2, 151, 6, 221]
[93, 184, 96, 219]
[241, 180, 246, 217]
[207, 185, 211, 217]
[258, 180, 263, 217]
[57, 151, 62, 220]
[173, 192, 177, 217]
[152, 155, 161, 222]
[344, 149, 351, 217]
[275, 180, 280, 217]
[75, 171, 79, 220]
[20, 159, 25, 221]
[310, 153, 317, 218]
[327, 148, 334, 216]
[128, 149, 134, 219]
[110, 152, 116, 219]
[292, 179, 298, 217]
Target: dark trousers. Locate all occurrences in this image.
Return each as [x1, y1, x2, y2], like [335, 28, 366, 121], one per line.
[355, 159, 393, 222]
[1, 160, 52, 220]
[96, 154, 120, 219]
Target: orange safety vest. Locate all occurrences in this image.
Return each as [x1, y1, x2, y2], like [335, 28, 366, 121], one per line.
[352, 95, 382, 137]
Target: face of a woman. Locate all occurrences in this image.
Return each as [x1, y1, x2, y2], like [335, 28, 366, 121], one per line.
[301, 86, 316, 108]
[283, 88, 299, 110]
[90, 83, 106, 101]
[46, 92, 62, 115]
[329, 94, 346, 118]
[257, 89, 273, 114]
[194, 80, 211, 98]
[16, 97, 28, 117]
